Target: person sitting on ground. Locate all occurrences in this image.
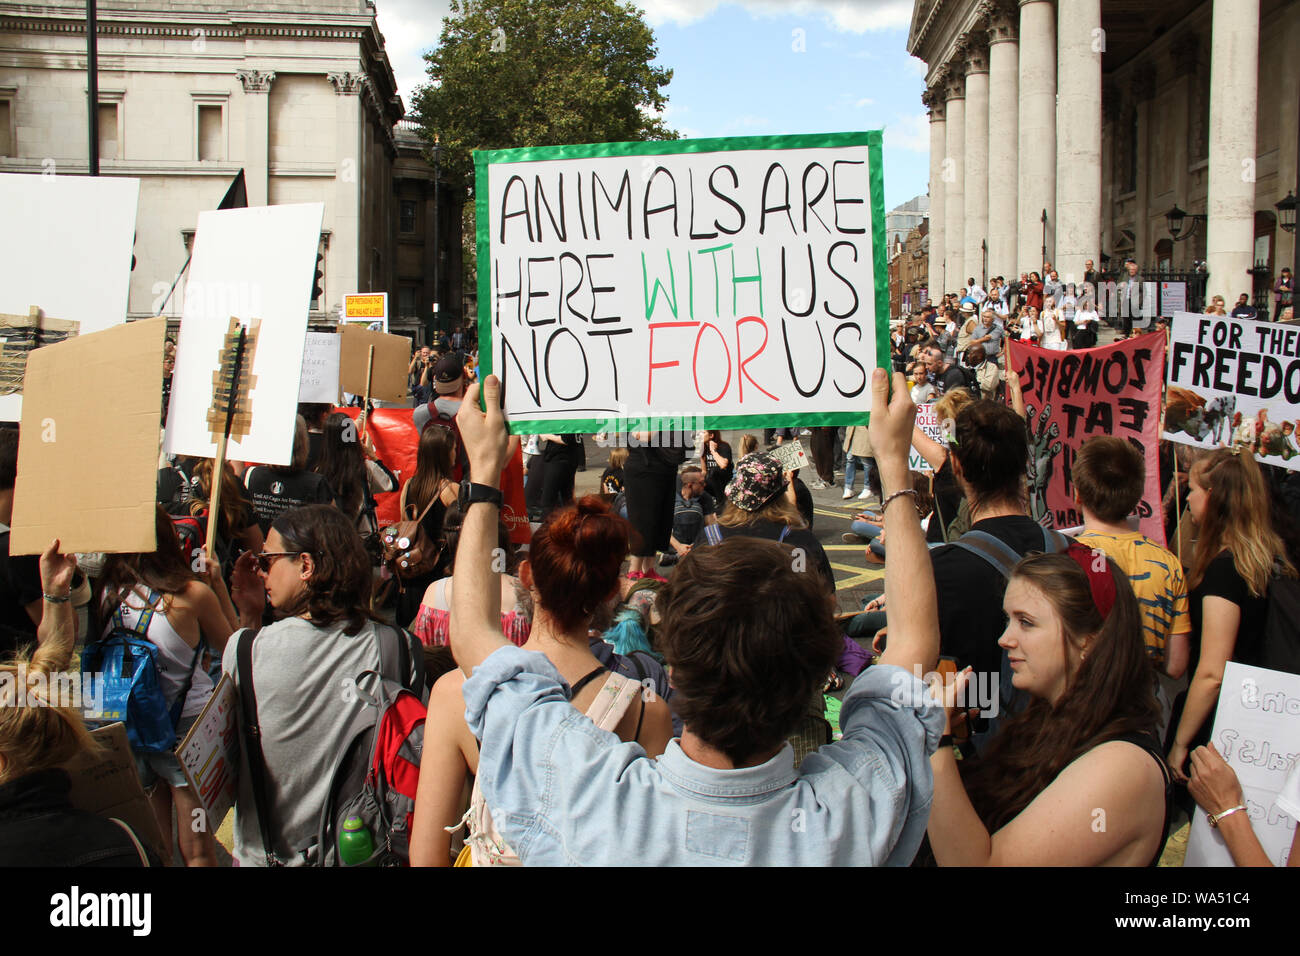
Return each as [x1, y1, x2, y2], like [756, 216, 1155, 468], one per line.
[926, 546, 1171, 865]
[705, 453, 833, 596]
[223, 505, 424, 866]
[394, 424, 461, 628]
[412, 506, 531, 649]
[0, 541, 163, 866]
[409, 496, 675, 866]
[662, 464, 718, 567]
[443, 370, 945, 865]
[738, 433, 759, 458]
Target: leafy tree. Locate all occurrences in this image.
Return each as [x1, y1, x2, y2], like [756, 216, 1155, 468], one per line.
[411, 0, 678, 192]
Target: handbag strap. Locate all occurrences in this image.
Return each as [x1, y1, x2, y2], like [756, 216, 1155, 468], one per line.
[235, 628, 283, 867]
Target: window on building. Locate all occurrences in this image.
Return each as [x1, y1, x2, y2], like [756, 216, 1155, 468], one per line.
[0, 99, 11, 156]
[399, 285, 418, 318]
[98, 103, 118, 161]
[198, 105, 223, 162]
[1122, 110, 1138, 195]
[400, 200, 417, 233]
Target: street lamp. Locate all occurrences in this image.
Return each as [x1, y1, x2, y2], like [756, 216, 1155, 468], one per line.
[1278, 192, 1297, 234]
[1165, 204, 1207, 243]
[1040, 209, 1047, 274]
[981, 238, 987, 290]
[430, 133, 441, 348]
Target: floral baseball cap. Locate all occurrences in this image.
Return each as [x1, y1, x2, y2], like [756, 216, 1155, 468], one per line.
[725, 451, 788, 512]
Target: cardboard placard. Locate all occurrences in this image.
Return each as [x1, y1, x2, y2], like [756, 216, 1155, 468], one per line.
[476, 132, 889, 435]
[1184, 662, 1300, 867]
[343, 292, 388, 331]
[62, 722, 167, 863]
[769, 439, 810, 472]
[0, 174, 140, 421]
[339, 324, 412, 403]
[164, 202, 322, 466]
[10, 317, 165, 555]
[1165, 312, 1300, 470]
[177, 675, 239, 828]
[298, 331, 341, 403]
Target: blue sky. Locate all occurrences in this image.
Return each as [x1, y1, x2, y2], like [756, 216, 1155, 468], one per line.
[376, 0, 930, 210]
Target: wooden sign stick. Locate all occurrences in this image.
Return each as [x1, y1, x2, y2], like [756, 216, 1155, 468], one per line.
[205, 323, 251, 561]
[359, 343, 375, 445]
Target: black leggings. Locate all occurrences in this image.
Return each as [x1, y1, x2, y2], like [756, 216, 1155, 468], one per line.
[539, 456, 578, 516]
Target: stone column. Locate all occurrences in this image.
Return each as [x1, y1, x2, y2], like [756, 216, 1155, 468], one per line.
[329, 71, 366, 312]
[963, 36, 990, 289]
[1017, 0, 1055, 274]
[1055, 0, 1102, 286]
[944, 70, 966, 294]
[236, 70, 274, 206]
[986, 4, 1018, 282]
[1206, 0, 1260, 303]
[925, 87, 946, 303]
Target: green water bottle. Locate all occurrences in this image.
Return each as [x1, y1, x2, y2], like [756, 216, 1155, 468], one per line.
[339, 816, 375, 866]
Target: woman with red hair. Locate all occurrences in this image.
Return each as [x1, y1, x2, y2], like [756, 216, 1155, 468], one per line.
[409, 496, 675, 866]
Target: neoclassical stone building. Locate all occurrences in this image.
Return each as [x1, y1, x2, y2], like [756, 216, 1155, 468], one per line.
[0, 0, 459, 338]
[909, 0, 1300, 310]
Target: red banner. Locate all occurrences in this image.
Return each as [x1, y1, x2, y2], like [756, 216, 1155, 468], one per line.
[1007, 332, 1166, 544]
[335, 407, 529, 543]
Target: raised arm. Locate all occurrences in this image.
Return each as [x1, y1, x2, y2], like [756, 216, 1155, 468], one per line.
[871, 370, 937, 677]
[451, 376, 512, 675]
[36, 540, 78, 657]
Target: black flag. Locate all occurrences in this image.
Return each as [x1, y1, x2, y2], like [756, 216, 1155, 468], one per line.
[217, 169, 247, 210]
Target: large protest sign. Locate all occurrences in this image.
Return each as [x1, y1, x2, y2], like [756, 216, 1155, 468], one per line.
[0, 174, 140, 420]
[1184, 662, 1299, 867]
[343, 293, 389, 331]
[1165, 312, 1300, 469]
[10, 318, 165, 554]
[165, 203, 322, 466]
[1008, 332, 1165, 543]
[475, 132, 889, 434]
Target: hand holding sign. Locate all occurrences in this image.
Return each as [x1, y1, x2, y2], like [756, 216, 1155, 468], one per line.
[458, 376, 511, 483]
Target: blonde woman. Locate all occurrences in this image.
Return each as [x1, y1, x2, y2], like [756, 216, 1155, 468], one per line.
[1166, 450, 1298, 780]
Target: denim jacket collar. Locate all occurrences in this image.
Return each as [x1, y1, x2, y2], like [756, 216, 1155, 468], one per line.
[655, 739, 799, 801]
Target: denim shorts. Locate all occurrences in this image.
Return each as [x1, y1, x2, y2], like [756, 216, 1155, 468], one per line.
[133, 713, 199, 792]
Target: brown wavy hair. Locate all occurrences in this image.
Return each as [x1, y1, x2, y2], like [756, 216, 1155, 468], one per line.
[1188, 449, 1297, 597]
[269, 504, 377, 634]
[960, 552, 1160, 833]
[189, 458, 253, 537]
[94, 506, 197, 635]
[657, 537, 838, 765]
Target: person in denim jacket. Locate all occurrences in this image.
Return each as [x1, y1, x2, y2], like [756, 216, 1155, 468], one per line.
[446, 371, 944, 866]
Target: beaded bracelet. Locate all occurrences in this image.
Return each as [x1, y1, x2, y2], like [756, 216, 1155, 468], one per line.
[881, 487, 922, 517]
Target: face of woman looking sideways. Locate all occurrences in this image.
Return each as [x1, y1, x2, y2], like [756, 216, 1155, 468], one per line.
[999, 577, 1081, 704]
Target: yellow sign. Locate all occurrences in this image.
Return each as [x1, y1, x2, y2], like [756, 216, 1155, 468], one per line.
[344, 294, 386, 319]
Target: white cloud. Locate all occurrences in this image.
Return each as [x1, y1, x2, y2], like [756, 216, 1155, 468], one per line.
[638, 0, 913, 33]
[373, 0, 454, 111]
[855, 97, 874, 108]
[905, 55, 928, 77]
[883, 112, 929, 152]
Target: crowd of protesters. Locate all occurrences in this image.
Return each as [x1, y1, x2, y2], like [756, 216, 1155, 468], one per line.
[2, 308, 1299, 869]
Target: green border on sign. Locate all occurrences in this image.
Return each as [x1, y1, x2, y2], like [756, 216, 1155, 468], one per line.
[474, 131, 890, 433]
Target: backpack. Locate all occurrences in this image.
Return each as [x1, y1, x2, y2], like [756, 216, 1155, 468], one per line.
[236, 624, 426, 866]
[1248, 573, 1300, 675]
[422, 401, 470, 482]
[81, 590, 202, 754]
[381, 485, 445, 581]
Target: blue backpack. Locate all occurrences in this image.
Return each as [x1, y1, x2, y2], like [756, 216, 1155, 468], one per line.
[81, 590, 202, 754]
